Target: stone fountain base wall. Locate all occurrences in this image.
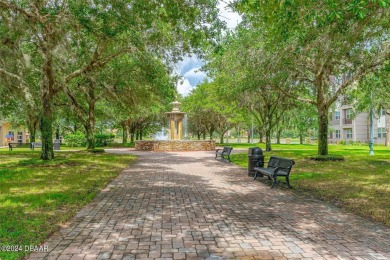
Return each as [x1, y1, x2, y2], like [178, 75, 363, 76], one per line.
[135, 140, 215, 151]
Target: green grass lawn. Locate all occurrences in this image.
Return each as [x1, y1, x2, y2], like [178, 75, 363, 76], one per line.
[0, 149, 135, 260]
[228, 143, 390, 227]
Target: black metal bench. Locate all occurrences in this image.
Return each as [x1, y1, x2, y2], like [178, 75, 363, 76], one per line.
[31, 142, 42, 150]
[215, 146, 233, 162]
[253, 156, 295, 188]
[8, 142, 33, 151]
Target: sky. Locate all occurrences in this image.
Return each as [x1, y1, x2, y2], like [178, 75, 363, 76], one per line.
[175, 1, 241, 97]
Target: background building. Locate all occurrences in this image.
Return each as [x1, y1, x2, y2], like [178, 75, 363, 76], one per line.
[0, 121, 29, 146]
[329, 106, 387, 144]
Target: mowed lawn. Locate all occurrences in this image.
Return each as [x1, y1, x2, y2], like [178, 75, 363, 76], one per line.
[0, 149, 135, 260]
[229, 143, 390, 227]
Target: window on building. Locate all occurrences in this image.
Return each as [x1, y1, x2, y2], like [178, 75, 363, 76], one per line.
[17, 132, 23, 143]
[335, 111, 340, 120]
[335, 130, 341, 139]
[346, 129, 353, 139]
[346, 109, 353, 119]
[8, 131, 14, 141]
[378, 128, 386, 138]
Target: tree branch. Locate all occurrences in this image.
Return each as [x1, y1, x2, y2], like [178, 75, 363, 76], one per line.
[0, 1, 42, 23]
[327, 54, 390, 107]
[0, 67, 36, 109]
[271, 84, 317, 105]
[64, 45, 136, 84]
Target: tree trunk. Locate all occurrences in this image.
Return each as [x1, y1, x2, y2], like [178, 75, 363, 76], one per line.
[385, 113, 390, 146]
[27, 118, 38, 143]
[85, 96, 96, 150]
[197, 133, 201, 140]
[219, 134, 224, 144]
[40, 44, 56, 160]
[276, 129, 281, 144]
[317, 105, 329, 155]
[140, 130, 143, 140]
[85, 127, 95, 150]
[40, 102, 54, 160]
[265, 129, 272, 151]
[130, 132, 134, 142]
[122, 123, 128, 144]
[55, 127, 60, 140]
[202, 133, 206, 140]
[259, 131, 263, 143]
[247, 130, 250, 143]
[209, 130, 214, 140]
[299, 133, 303, 144]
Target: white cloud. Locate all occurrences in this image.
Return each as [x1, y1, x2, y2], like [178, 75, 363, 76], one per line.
[177, 78, 194, 97]
[218, 1, 242, 29]
[183, 67, 203, 78]
[175, 2, 241, 96]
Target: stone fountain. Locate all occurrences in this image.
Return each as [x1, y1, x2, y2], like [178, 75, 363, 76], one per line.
[135, 101, 215, 151]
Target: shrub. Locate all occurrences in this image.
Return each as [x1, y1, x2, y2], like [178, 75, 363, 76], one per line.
[87, 148, 105, 153]
[105, 142, 135, 148]
[64, 132, 86, 147]
[94, 133, 115, 147]
[309, 155, 345, 161]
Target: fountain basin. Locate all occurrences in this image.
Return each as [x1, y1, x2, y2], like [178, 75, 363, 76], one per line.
[135, 140, 215, 151]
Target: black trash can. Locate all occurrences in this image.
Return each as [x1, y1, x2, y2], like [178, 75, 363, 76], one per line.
[248, 147, 264, 177]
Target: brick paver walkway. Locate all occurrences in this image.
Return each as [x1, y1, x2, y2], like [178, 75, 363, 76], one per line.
[29, 149, 390, 260]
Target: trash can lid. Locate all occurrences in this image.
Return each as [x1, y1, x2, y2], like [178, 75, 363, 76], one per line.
[252, 147, 263, 155]
[248, 146, 263, 155]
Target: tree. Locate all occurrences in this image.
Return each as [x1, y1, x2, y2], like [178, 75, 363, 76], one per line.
[351, 61, 390, 146]
[205, 27, 294, 151]
[183, 81, 237, 143]
[233, 0, 390, 155]
[288, 103, 318, 144]
[0, 0, 222, 159]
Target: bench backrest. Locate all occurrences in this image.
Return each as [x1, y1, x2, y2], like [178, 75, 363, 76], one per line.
[268, 156, 295, 173]
[31, 142, 42, 147]
[223, 146, 233, 154]
[9, 143, 30, 147]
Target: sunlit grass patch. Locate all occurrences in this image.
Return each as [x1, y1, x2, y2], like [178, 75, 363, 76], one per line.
[0, 149, 135, 260]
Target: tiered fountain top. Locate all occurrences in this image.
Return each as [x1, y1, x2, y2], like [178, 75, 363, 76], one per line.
[166, 101, 186, 115]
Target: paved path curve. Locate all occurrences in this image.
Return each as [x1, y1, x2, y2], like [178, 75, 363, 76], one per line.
[29, 149, 390, 260]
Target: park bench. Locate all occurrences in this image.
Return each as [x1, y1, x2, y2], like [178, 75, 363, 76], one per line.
[215, 146, 233, 162]
[31, 142, 42, 150]
[253, 156, 295, 188]
[8, 142, 32, 151]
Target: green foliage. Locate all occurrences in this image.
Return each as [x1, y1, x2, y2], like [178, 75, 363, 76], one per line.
[212, 0, 389, 155]
[105, 142, 135, 148]
[94, 133, 115, 147]
[87, 148, 105, 153]
[0, 0, 223, 159]
[64, 132, 86, 147]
